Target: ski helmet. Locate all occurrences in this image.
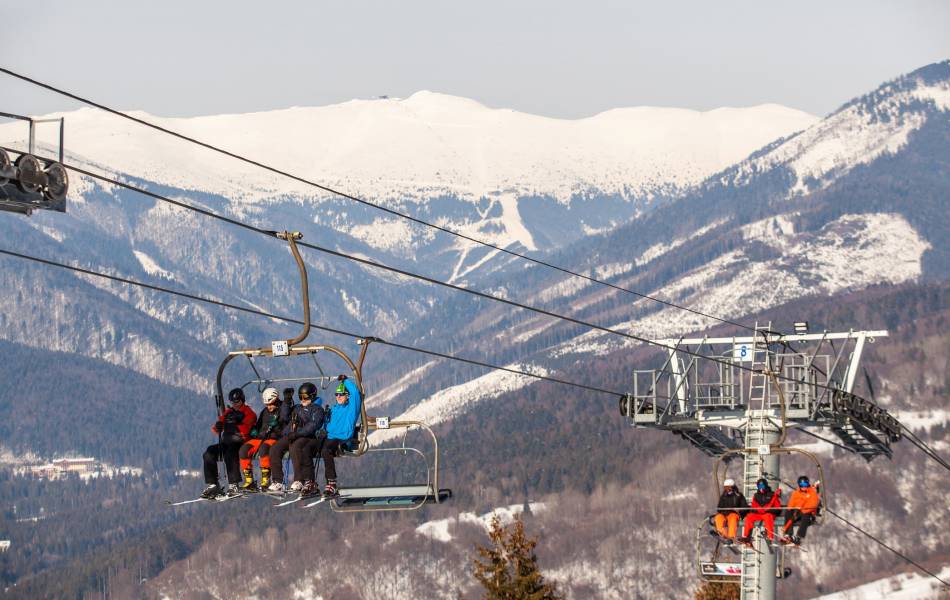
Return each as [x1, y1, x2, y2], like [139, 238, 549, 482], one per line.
[298, 382, 318, 400]
[228, 388, 246, 403]
[723, 478, 736, 488]
[756, 478, 769, 491]
[335, 382, 349, 396]
[797, 475, 811, 488]
[262, 387, 279, 405]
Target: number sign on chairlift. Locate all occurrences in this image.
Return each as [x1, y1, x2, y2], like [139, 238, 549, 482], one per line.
[733, 343, 752, 362]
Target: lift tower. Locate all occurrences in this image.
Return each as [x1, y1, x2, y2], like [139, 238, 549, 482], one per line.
[0, 112, 69, 215]
[620, 325, 902, 600]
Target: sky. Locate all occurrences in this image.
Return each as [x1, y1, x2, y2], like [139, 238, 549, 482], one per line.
[1, 0, 949, 120]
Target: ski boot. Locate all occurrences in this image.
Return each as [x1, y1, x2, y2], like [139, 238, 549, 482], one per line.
[260, 468, 271, 490]
[201, 483, 222, 499]
[225, 483, 242, 498]
[241, 469, 259, 493]
[290, 480, 304, 493]
[323, 479, 338, 499]
[267, 482, 285, 493]
[300, 480, 319, 499]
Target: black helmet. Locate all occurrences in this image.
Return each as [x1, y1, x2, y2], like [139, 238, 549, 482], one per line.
[298, 382, 318, 400]
[797, 475, 811, 487]
[228, 388, 246, 403]
[756, 478, 769, 491]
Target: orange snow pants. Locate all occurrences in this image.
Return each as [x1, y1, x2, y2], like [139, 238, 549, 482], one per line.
[743, 513, 776, 540]
[239, 439, 276, 470]
[714, 513, 741, 538]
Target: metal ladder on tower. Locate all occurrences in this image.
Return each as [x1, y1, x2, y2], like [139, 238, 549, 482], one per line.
[747, 322, 772, 408]
[739, 445, 763, 598]
[739, 325, 774, 600]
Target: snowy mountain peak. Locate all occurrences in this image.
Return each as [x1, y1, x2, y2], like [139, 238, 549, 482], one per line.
[0, 93, 816, 206]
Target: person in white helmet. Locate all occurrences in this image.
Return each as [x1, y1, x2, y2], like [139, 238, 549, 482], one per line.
[712, 478, 748, 543]
[237, 387, 285, 492]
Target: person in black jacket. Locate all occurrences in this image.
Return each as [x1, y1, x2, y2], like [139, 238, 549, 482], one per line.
[266, 382, 325, 493]
[237, 387, 285, 492]
[712, 478, 748, 543]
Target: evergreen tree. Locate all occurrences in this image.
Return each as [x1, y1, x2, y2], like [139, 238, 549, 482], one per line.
[694, 580, 740, 600]
[472, 515, 562, 600]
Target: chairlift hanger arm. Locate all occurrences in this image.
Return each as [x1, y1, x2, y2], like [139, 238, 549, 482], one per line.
[270, 231, 310, 347]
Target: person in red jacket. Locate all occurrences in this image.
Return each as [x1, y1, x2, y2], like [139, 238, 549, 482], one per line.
[781, 475, 821, 544]
[740, 478, 782, 543]
[201, 388, 257, 499]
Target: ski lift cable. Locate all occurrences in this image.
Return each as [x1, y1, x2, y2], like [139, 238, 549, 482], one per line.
[824, 507, 950, 588]
[899, 427, 950, 472]
[793, 427, 854, 454]
[0, 66, 757, 335]
[6, 156, 876, 401]
[771, 471, 949, 589]
[0, 247, 624, 397]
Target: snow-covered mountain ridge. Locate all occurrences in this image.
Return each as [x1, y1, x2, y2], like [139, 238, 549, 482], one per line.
[0, 93, 817, 205]
[729, 60, 950, 195]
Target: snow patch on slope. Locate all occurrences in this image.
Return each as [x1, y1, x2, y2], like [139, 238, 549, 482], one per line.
[347, 218, 418, 253]
[415, 502, 547, 543]
[133, 250, 176, 280]
[636, 217, 731, 267]
[368, 364, 549, 445]
[551, 212, 929, 359]
[811, 566, 950, 600]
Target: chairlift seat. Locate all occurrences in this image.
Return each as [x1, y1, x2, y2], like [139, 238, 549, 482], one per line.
[331, 484, 452, 511]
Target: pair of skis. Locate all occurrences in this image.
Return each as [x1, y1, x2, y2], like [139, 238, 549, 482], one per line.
[272, 492, 338, 508]
[166, 492, 246, 506]
[168, 489, 339, 509]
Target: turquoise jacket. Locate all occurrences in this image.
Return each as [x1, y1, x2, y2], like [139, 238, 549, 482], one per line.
[326, 378, 362, 440]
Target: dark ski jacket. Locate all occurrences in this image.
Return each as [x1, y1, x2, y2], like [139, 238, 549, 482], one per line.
[750, 487, 782, 515]
[279, 398, 325, 440]
[212, 404, 257, 444]
[250, 405, 284, 440]
[717, 490, 749, 515]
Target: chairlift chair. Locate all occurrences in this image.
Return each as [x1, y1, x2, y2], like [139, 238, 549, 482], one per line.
[211, 231, 451, 512]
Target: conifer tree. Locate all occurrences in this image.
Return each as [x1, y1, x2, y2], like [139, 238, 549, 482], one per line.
[472, 515, 562, 600]
[694, 580, 740, 600]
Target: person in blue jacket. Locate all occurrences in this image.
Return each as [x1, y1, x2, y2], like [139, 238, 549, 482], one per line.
[319, 376, 362, 497]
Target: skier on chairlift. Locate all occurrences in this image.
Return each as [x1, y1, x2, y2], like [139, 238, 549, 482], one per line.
[739, 477, 782, 544]
[781, 475, 820, 545]
[238, 387, 283, 492]
[266, 382, 324, 494]
[201, 388, 257, 499]
[319, 375, 362, 498]
[712, 478, 748, 544]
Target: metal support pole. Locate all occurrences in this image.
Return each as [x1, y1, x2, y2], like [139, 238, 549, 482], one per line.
[740, 422, 779, 600]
